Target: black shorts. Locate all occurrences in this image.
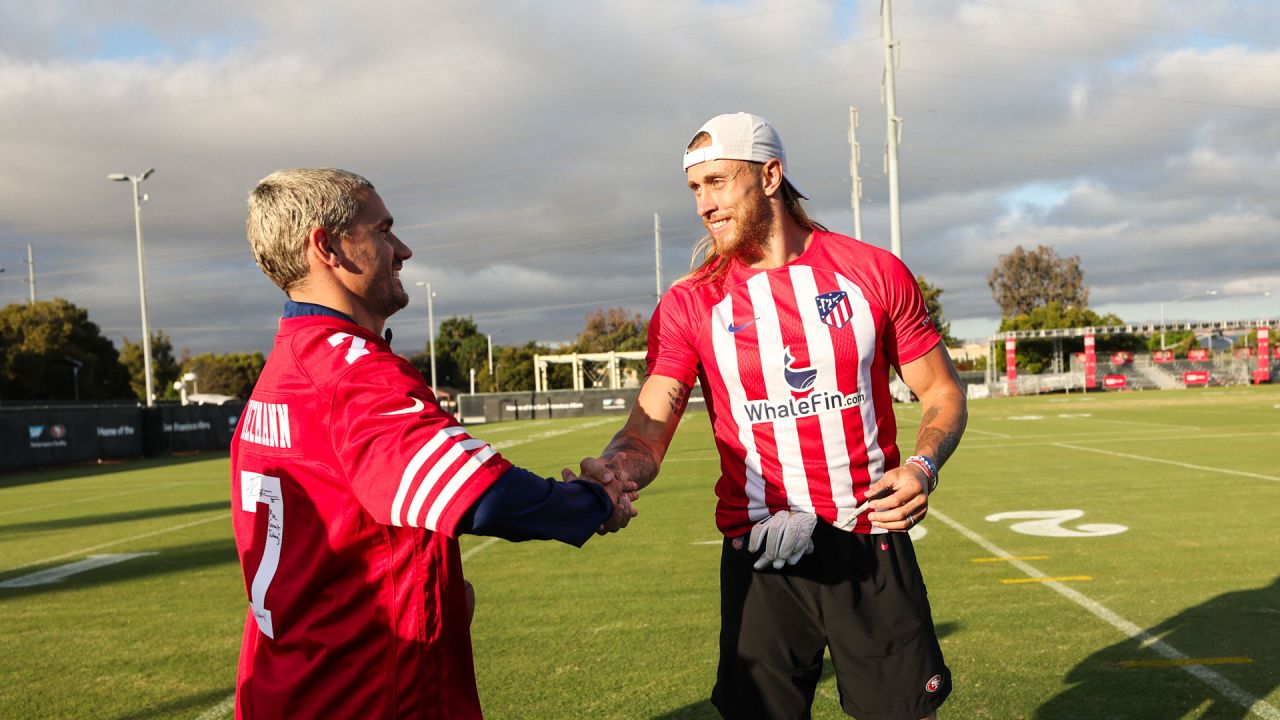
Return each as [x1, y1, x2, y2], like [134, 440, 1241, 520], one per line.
[711, 522, 950, 720]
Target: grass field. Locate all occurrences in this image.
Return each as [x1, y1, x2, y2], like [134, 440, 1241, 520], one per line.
[2, 385, 1278, 719]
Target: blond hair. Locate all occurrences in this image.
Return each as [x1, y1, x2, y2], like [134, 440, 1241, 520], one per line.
[246, 168, 374, 291]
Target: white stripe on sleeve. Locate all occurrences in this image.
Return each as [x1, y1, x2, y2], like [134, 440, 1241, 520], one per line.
[392, 426, 466, 527]
[421, 440, 498, 531]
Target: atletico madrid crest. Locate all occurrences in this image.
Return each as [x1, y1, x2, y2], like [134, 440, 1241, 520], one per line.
[816, 291, 852, 329]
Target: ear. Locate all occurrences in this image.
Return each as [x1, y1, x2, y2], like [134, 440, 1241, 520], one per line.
[306, 228, 342, 269]
[760, 158, 785, 197]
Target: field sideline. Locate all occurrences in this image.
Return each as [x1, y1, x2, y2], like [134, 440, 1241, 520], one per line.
[1, 386, 1277, 719]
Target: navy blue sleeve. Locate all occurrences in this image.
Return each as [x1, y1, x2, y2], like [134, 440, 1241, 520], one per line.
[457, 465, 613, 547]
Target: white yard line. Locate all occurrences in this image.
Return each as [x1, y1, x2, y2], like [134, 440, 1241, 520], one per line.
[930, 509, 1280, 720]
[962, 428, 1013, 439]
[0, 553, 158, 589]
[461, 536, 501, 561]
[1053, 443, 1279, 482]
[1, 513, 228, 575]
[959, 430, 1280, 451]
[0, 480, 194, 518]
[193, 692, 236, 720]
[488, 418, 617, 450]
[1085, 417, 1202, 430]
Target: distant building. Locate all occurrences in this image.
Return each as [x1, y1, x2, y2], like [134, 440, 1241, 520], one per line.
[948, 341, 990, 364]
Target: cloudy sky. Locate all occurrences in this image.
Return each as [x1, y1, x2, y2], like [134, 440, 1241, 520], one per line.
[1, 0, 1276, 357]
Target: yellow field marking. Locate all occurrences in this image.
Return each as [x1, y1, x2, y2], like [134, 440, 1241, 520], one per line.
[1001, 575, 1091, 584]
[972, 555, 1049, 563]
[1121, 657, 1253, 669]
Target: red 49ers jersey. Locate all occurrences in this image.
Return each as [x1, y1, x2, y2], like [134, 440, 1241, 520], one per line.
[648, 231, 940, 537]
[230, 314, 510, 719]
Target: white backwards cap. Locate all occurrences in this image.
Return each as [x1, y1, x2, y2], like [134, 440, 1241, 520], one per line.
[681, 112, 807, 199]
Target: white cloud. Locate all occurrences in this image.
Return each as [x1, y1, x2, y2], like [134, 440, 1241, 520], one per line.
[0, 0, 1276, 352]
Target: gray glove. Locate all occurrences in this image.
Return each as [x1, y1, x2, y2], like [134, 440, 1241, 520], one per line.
[747, 510, 817, 570]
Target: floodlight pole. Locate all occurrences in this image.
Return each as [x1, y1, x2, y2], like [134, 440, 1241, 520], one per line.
[881, 0, 903, 259]
[415, 281, 437, 392]
[654, 212, 663, 304]
[109, 168, 156, 407]
[25, 244, 36, 303]
[849, 107, 864, 241]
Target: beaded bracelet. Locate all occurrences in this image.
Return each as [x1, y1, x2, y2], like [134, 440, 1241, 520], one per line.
[905, 454, 938, 493]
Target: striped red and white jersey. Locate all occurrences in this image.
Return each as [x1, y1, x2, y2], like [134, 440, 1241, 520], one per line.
[648, 231, 940, 537]
[230, 314, 508, 719]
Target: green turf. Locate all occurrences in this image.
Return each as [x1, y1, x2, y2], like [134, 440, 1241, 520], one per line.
[2, 385, 1277, 719]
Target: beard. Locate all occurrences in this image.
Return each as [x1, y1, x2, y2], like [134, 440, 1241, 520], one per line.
[712, 187, 773, 263]
[370, 269, 410, 320]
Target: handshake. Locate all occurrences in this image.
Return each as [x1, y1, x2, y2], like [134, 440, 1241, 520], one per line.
[562, 456, 640, 535]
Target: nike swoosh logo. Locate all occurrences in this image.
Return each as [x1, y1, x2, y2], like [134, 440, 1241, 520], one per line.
[380, 397, 425, 416]
[728, 318, 760, 333]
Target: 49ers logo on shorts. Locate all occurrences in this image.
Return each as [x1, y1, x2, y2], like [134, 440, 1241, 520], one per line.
[925, 674, 943, 693]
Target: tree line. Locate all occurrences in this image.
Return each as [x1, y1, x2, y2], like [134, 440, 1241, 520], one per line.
[5, 245, 1209, 402]
[0, 300, 649, 403]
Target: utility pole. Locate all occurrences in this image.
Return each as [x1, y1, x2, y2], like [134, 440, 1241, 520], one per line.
[848, 107, 864, 241]
[881, 0, 903, 259]
[654, 212, 663, 305]
[24, 243, 35, 303]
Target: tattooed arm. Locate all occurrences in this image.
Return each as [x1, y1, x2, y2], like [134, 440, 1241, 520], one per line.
[577, 374, 692, 492]
[900, 342, 968, 471]
[867, 342, 968, 531]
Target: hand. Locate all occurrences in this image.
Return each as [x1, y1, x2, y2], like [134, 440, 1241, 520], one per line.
[747, 510, 817, 570]
[866, 462, 931, 532]
[563, 457, 639, 534]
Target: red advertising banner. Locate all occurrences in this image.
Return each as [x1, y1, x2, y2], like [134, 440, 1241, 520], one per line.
[1188, 348, 1210, 362]
[1110, 351, 1133, 365]
[1258, 327, 1271, 384]
[1152, 350, 1175, 364]
[1275, 346, 1280, 360]
[1103, 374, 1127, 389]
[1084, 333, 1096, 389]
[1005, 338, 1017, 394]
[1184, 371, 1209, 386]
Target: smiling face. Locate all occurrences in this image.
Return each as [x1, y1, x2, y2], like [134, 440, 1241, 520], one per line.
[686, 157, 774, 263]
[338, 188, 412, 323]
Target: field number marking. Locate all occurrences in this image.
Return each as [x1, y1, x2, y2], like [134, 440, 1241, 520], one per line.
[0, 553, 157, 589]
[931, 509, 1280, 720]
[1054, 444, 1280, 482]
[986, 510, 1127, 537]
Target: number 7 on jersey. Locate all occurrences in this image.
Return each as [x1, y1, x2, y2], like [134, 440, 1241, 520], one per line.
[240, 471, 284, 639]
